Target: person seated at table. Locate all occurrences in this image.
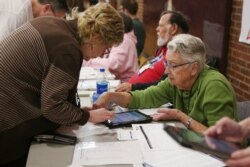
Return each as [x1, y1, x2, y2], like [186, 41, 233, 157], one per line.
[205, 117, 250, 167]
[115, 10, 189, 91]
[0, 3, 123, 166]
[83, 12, 138, 82]
[119, 0, 146, 56]
[94, 34, 238, 133]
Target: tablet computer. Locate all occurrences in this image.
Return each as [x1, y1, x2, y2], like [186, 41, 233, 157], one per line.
[164, 125, 241, 160]
[103, 110, 152, 128]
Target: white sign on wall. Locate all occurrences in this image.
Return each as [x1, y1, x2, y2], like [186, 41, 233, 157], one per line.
[239, 0, 250, 44]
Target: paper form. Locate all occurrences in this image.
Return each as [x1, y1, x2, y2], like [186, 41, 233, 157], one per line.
[132, 123, 180, 151]
[71, 141, 143, 166]
[133, 123, 225, 167]
[143, 148, 225, 167]
[117, 129, 137, 141]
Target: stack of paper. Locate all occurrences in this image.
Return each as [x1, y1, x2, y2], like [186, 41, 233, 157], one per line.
[71, 141, 143, 166]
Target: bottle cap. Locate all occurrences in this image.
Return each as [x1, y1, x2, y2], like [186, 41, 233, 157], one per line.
[99, 68, 105, 72]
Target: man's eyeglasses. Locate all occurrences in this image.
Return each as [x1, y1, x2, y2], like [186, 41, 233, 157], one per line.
[165, 61, 196, 70]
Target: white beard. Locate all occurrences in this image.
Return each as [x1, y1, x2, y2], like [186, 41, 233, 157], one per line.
[157, 36, 168, 47]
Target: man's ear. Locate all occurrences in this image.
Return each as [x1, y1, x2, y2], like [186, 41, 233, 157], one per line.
[40, 4, 54, 16]
[171, 23, 179, 35]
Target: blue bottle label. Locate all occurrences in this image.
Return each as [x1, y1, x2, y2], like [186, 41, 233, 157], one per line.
[91, 92, 100, 103]
[96, 81, 108, 95]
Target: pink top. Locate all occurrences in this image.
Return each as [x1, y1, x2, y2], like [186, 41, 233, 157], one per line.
[83, 31, 138, 82]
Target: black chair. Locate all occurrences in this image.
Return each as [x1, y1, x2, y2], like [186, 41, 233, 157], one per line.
[237, 101, 250, 121]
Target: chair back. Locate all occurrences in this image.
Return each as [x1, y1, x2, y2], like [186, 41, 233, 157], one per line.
[237, 101, 250, 121]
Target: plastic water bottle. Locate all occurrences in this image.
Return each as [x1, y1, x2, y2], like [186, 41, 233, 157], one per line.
[96, 68, 109, 95]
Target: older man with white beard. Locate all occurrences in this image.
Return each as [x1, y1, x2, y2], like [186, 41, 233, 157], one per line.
[115, 11, 189, 92]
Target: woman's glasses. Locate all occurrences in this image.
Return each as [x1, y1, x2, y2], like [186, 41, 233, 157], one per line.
[165, 61, 196, 70]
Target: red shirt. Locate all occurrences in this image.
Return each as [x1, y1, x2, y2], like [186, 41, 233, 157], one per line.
[129, 46, 167, 84]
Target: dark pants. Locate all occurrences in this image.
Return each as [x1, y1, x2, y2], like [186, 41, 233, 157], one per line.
[0, 154, 27, 167]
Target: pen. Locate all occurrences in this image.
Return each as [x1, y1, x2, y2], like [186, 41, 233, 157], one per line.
[139, 125, 153, 149]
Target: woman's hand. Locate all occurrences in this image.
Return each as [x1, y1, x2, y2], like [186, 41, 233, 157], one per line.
[151, 108, 183, 121]
[88, 108, 115, 123]
[93, 92, 111, 109]
[226, 147, 250, 167]
[115, 82, 132, 92]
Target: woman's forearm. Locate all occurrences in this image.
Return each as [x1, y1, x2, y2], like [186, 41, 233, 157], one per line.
[108, 92, 132, 108]
[178, 112, 207, 133]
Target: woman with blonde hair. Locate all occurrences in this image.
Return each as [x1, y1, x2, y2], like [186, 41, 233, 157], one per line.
[0, 3, 123, 166]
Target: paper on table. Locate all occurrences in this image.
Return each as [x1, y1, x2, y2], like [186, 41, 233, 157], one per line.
[77, 79, 120, 90]
[133, 123, 225, 167]
[132, 123, 180, 151]
[143, 148, 225, 167]
[56, 122, 116, 139]
[79, 67, 115, 80]
[139, 105, 173, 116]
[72, 141, 143, 165]
[117, 129, 137, 141]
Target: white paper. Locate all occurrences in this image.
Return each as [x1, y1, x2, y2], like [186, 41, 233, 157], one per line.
[77, 79, 120, 90]
[72, 141, 143, 165]
[133, 123, 225, 167]
[56, 122, 116, 139]
[117, 129, 137, 141]
[143, 148, 225, 167]
[139, 104, 173, 116]
[239, 0, 250, 44]
[79, 67, 115, 80]
[132, 123, 180, 151]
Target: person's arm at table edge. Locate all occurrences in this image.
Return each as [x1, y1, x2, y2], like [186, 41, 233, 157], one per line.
[178, 112, 207, 133]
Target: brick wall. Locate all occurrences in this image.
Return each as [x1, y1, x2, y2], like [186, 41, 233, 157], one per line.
[227, 0, 250, 101]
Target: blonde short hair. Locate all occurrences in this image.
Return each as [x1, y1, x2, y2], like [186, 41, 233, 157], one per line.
[167, 34, 206, 71]
[68, 3, 124, 46]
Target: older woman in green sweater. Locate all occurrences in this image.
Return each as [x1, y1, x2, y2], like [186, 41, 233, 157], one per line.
[94, 34, 238, 133]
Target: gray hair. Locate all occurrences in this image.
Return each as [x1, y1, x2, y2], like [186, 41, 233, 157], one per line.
[167, 34, 206, 71]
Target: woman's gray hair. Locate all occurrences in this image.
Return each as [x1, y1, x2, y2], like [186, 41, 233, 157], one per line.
[167, 34, 206, 71]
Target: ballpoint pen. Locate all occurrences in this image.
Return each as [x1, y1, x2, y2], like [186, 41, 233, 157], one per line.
[140, 125, 153, 149]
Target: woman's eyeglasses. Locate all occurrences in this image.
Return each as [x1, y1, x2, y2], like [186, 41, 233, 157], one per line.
[165, 61, 196, 70]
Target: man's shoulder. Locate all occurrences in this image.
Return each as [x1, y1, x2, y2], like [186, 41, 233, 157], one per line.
[133, 19, 145, 29]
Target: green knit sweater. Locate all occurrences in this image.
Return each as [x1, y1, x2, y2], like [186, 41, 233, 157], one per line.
[128, 66, 238, 127]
